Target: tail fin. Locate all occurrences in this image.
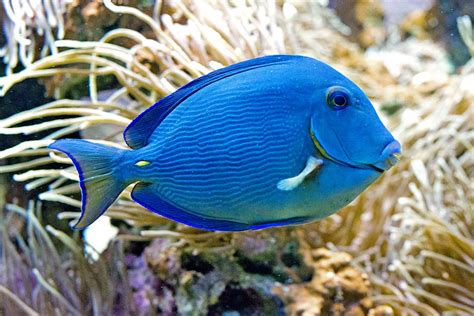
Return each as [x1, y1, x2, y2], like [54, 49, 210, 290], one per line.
[49, 139, 129, 229]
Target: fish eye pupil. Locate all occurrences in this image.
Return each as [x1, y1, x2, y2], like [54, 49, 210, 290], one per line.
[334, 95, 346, 106]
[326, 86, 350, 109]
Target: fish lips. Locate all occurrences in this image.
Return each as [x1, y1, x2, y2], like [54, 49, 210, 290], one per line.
[367, 140, 402, 173]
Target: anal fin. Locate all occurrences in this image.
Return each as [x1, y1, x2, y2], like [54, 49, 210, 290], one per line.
[131, 183, 251, 231]
[132, 183, 315, 231]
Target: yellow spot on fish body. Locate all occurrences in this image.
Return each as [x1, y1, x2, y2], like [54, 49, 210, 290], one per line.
[135, 160, 150, 167]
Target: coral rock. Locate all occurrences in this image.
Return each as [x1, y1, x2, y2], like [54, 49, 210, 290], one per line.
[275, 247, 380, 316]
[368, 305, 395, 316]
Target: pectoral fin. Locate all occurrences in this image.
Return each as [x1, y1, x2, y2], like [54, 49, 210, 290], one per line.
[277, 156, 323, 191]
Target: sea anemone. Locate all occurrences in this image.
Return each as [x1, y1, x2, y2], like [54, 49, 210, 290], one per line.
[0, 202, 135, 315]
[0, 0, 69, 74]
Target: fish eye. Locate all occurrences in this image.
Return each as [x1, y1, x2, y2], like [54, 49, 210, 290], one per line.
[326, 86, 350, 110]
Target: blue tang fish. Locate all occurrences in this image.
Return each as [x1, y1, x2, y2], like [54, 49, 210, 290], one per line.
[49, 55, 401, 231]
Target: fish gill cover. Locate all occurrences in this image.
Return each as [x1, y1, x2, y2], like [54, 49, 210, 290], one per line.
[0, 0, 472, 315]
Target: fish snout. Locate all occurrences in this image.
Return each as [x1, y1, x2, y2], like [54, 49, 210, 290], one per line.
[370, 140, 402, 172]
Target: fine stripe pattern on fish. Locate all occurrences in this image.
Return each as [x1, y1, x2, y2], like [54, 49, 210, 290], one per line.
[139, 76, 311, 221]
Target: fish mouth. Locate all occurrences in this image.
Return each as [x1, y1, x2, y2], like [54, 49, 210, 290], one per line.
[311, 131, 401, 173]
[367, 140, 402, 172]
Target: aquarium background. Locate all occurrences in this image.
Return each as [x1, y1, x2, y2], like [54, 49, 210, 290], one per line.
[0, 0, 472, 315]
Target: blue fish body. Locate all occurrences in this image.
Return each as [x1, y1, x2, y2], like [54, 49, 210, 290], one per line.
[50, 55, 401, 231]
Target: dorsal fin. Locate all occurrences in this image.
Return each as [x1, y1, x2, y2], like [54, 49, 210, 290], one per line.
[123, 55, 302, 149]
